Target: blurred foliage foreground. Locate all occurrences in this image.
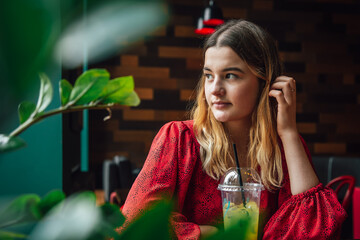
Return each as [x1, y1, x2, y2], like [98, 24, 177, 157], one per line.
[0, 0, 168, 129]
[0, 190, 250, 240]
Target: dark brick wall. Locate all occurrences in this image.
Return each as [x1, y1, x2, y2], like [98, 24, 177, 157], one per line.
[88, 0, 360, 186]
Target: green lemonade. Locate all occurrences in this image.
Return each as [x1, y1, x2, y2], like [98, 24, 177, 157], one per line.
[223, 201, 259, 240]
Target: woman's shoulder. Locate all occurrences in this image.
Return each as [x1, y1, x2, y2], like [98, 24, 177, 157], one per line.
[162, 120, 194, 132]
[160, 120, 196, 140]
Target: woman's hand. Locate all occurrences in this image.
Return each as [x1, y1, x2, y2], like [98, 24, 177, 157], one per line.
[199, 225, 218, 239]
[268, 76, 298, 138]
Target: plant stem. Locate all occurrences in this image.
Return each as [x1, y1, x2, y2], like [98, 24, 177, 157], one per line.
[0, 217, 26, 229]
[9, 104, 115, 137]
[0, 230, 27, 239]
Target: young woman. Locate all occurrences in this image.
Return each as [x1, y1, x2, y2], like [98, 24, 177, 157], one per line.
[119, 19, 346, 239]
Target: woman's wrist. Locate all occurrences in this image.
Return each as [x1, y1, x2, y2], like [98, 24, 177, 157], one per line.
[278, 128, 299, 141]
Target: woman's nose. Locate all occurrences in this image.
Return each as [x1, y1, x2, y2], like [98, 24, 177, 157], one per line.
[211, 77, 225, 96]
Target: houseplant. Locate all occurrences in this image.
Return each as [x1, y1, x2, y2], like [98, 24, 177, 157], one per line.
[0, 68, 137, 239]
[0, 68, 139, 153]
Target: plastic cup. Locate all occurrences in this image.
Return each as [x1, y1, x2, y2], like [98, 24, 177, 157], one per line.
[218, 167, 263, 240]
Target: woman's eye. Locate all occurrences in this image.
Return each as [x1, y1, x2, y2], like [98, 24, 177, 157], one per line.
[204, 73, 213, 80]
[226, 73, 237, 79]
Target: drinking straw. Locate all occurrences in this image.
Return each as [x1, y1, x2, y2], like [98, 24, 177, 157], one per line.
[233, 143, 246, 207]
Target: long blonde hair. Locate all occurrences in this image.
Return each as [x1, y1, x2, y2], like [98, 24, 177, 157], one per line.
[191, 20, 283, 190]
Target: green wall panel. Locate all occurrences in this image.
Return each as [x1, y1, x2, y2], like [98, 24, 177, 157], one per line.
[0, 69, 62, 197]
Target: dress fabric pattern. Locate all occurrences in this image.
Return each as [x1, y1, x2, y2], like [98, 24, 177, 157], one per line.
[120, 121, 346, 239]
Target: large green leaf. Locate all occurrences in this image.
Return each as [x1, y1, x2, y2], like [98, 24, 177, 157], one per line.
[84, 203, 125, 240]
[205, 217, 251, 240]
[18, 101, 36, 124]
[99, 203, 125, 228]
[28, 191, 101, 240]
[118, 200, 172, 240]
[70, 191, 97, 205]
[59, 79, 73, 106]
[0, 230, 27, 239]
[0, 0, 60, 127]
[68, 69, 109, 106]
[0, 194, 41, 228]
[97, 76, 134, 104]
[34, 73, 53, 113]
[0, 135, 26, 153]
[36, 190, 66, 217]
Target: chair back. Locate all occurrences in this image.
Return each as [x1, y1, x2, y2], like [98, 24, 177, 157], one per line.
[326, 175, 355, 211]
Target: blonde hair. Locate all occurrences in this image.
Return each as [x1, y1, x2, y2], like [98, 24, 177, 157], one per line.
[191, 20, 283, 190]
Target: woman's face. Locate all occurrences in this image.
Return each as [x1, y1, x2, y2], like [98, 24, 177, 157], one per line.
[204, 46, 260, 124]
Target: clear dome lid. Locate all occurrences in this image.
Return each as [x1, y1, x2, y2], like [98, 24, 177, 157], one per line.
[218, 167, 264, 191]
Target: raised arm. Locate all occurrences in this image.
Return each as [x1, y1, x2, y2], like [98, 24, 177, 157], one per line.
[269, 76, 319, 195]
[265, 76, 346, 239]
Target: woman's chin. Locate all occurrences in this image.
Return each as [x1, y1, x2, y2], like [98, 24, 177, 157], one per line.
[213, 115, 229, 123]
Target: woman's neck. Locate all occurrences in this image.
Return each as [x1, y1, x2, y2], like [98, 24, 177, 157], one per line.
[224, 120, 251, 166]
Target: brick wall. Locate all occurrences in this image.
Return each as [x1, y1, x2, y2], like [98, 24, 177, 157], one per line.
[88, 0, 360, 186]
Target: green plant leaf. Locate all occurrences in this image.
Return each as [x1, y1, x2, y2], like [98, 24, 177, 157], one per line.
[205, 217, 251, 240]
[28, 191, 101, 240]
[77, 203, 125, 240]
[36, 190, 66, 217]
[59, 79, 73, 106]
[0, 135, 26, 153]
[68, 69, 109, 106]
[99, 76, 137, 105]
[97, 76, 134, 104]
[119, 200, 172, 240]
[34, 73, 53, 114]
[119, 91, 140, 106]
[18, 101, 36, 124]
[99, 203, 125, 228]
[0, 194, 41, 228]
[70, 191, 97, 205]
[0, 230, 27, 239]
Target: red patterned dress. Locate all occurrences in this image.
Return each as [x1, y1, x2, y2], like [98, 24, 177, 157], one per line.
[120, 120, 346, 239]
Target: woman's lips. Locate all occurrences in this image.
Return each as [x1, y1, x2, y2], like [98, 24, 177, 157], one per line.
[212, 101, 231, 109]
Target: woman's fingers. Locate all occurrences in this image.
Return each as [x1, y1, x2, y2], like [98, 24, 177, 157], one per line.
[269, 76, 296, 104]
[269, 88, 287, 105]
[269, 76, 298, 136]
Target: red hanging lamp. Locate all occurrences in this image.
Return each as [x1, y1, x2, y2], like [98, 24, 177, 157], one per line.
[195, 17, 216, 35]
[195, 0, 224, 35]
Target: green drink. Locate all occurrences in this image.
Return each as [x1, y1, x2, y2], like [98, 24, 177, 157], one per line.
[223, 201, 259, 240]
[218, 168, 263, 240]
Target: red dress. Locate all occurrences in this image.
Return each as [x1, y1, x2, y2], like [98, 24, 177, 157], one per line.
[121, 121, 346, 239]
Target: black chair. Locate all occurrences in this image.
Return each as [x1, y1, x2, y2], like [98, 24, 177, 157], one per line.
[312, 156, 360, 186]
[330, 157, 360, 186]
[312, 156, 332, 185]
[102, 155, 140, 204]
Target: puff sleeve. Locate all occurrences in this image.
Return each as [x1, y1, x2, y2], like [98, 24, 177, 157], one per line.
[262, 137, 347, 239]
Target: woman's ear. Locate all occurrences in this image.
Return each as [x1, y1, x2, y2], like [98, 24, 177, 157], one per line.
[257, 79, 266, 97]
[260, 79, 266, 89]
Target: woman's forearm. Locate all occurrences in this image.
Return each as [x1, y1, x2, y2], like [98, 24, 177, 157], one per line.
[280, 131, 319, 195]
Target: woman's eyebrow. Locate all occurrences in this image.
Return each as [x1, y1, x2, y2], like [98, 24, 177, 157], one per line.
[223, 67, 245, 74]
[203, 67, 245, 74]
